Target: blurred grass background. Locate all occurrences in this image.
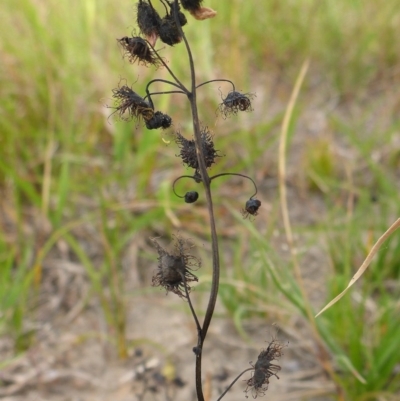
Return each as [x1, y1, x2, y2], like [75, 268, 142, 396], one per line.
[1, 0, 400, 399]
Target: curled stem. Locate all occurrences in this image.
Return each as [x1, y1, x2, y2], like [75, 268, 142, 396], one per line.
[146, 41, 189, 93]
[196, 79, 236, 92]
[172, 175, 198, 198]
[210, 172, 258, 199]
[145, 78, 186, 108]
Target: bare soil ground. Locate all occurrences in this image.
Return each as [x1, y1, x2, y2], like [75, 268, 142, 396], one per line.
[0, 294, 335, 401]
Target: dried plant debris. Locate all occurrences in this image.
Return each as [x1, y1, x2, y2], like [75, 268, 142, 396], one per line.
[117, 36, 161, 67]
[151, 236, 201, 298]
[218, 91, 255, 118]
[245, 338, 285, 399]
[175, 126, 221, 175]
[181, 0, 217, 20]
[110, 84, 154, 121]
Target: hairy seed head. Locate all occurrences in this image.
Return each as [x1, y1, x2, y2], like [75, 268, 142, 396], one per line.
[175, 126, 220, 175]
[219, 91, 255, 118]
[159, 14, 183, 46]
[117, 36, 161, 67]
[245, 338, 285, 399]
[110, 84, 153, 121]
[151, 236, 200, 298]
[137, 0, 162, 45]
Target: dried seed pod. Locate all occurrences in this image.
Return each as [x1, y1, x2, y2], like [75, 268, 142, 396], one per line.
[117, 36, 161, 67]
[242, 198, 261, 219]
[137, 0, 162, 45]
[157, 1, 187, 46]
[151, 236, 201, 299]
[175, 126, 220, 175]
[218, 91, 255, 118]
[184, 191, 199, 203]
[145, 111, 172, 130]
[110, 84, 154, 122]
[158, 14, 183, 46]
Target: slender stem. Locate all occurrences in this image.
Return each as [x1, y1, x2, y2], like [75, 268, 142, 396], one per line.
[145, 90, 186, 99]
[146, 78, 184, 91]
[172, 2, 221, 401]
[210, 172, 258, 199]
[172, 175, 197, 198]
[216, 368, 253, 401]
[196, 79, 236, 91]
[181, 272, 202, 346]
[145, 78, 186, 108]
[156, 0, 168, 15]
[177, 0, 219, 342]
[147, 41, 189, 92]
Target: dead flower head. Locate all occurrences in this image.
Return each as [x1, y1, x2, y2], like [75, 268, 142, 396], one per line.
[110, 84, 154, 122]
[158, 2, 187, 46]
[175, 126, 220, 175]
[159, 14, 183, 46]
[245, 338, 285, 399]
[218, 91, 255, 118]
[181, 0, 217, 20]
[117, 36, 161, 67]
[137, 0, 162, 46]
[151, 236, 201, 298]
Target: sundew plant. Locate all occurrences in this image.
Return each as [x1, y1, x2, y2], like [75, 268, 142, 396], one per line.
[109, 1, 284, 400]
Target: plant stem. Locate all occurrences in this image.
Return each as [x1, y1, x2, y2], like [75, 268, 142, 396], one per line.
[216, 368, 253, 401]
[172, 2, 221, 400]
[210, 172, 259, 198]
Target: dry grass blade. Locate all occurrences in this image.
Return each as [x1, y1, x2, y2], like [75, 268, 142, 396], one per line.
[315, 217, 400, 317]
[279, 58, 310, 248]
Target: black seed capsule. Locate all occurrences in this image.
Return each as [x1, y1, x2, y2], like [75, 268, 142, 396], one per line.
[145, 111, 172, 130]
[184, 191, 199, 203]
[246, 199, 261, 215]
[242, 198, 261, 219]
